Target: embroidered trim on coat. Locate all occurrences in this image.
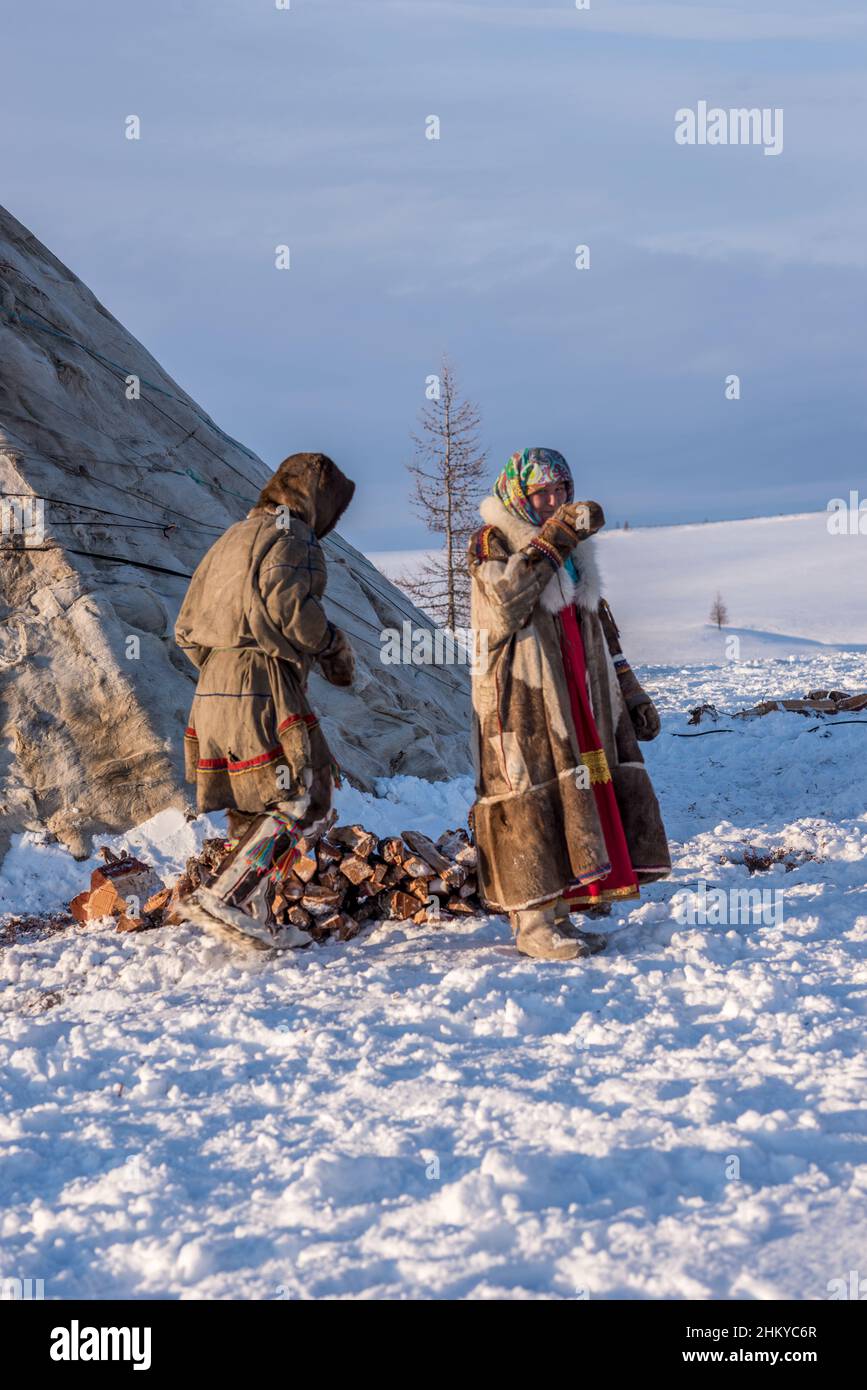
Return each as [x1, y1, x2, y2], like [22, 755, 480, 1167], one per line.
[580, 747, 612, 785]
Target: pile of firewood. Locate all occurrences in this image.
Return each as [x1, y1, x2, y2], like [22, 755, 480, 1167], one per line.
[688, 689, 867, 726]
[235, 818, 480, 944]
[67, 820, 480, 945]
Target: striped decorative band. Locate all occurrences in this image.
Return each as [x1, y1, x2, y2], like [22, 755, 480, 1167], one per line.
[527, 536, 562, 567]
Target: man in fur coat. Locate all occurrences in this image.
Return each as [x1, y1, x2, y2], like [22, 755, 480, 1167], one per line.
[468, 448, 670, 961]
[174, 451, 355, 942]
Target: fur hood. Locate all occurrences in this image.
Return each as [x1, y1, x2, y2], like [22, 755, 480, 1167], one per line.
[478, 493, 604, 613]
[253, 452, 355, 538]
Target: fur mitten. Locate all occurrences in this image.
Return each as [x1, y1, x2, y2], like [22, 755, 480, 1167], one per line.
[318, 624, 355, 687]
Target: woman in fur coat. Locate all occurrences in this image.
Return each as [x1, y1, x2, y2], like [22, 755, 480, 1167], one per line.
[467, 448, 670, 961]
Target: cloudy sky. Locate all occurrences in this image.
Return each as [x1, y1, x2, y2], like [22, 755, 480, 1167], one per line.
[3, 0, 866, 549]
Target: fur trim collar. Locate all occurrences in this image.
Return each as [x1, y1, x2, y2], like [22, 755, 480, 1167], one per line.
[478, 494, 604, 612]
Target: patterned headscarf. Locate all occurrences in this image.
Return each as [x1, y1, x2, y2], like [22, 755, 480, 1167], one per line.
[493, 448, 573, 525]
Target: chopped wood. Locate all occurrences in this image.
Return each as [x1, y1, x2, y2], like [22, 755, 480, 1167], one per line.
[330, 824, 378, 857]
[70, 816, 481, 947]
[400, 830, 456, 876]
[115, 912, 147, 933]
[406, 878, 433, 902]
[300, 885, 344, 918]
[446, 895, 476, 915]
[399, 829, 467, 885]
[319, 863, 350, 895]
[381, 889, 421, 921]
[379, 836, 406, 865]
[339, 854, 375, 885]
[144, 888, 171, 915]
[291, 849, 319, 882]
[277, 874, 306, 900]
[435, 829, 477, 869]
[401, 853, 435, 880]
[354, 878, 384, 902]
[317, 910, 361, 941]
[68, 891, 90, 923]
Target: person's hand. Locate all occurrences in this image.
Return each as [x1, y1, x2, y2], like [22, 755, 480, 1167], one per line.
[536, 500, 605, 560]
[631, 698, 661, 741]
[318, 625, 355, 686]
[556, 500, 605, 537]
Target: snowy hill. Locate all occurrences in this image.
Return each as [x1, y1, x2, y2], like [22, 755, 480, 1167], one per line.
[371, 509, 866, 666]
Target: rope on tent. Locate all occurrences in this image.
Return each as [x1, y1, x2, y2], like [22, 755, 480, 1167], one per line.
[15, 544, 469, 695]
[1, 299, 264, 472]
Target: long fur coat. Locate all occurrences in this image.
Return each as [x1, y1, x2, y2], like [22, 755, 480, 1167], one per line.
[468, 494, 670, 912]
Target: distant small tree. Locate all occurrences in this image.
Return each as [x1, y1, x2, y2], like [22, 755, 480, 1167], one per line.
[398, 356, 487, 631]
[710, 592, 729, 629]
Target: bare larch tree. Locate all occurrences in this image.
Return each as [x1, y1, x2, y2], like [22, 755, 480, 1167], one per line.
[710, 592, 729, 628]
[398, 358, 487, 631]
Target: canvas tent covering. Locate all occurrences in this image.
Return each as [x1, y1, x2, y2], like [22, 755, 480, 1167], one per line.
[0, 204, 469, 859]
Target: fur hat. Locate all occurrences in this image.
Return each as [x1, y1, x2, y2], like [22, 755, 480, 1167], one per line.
[256, 452, 355, 538]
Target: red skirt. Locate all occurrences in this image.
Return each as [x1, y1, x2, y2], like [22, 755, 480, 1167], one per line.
[558, 603, 640, 908]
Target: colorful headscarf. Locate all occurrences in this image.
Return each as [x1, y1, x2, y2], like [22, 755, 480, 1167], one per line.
[493, 448, 574, 525]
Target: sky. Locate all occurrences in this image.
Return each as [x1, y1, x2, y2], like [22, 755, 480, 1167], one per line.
[2, 0, 866, 551]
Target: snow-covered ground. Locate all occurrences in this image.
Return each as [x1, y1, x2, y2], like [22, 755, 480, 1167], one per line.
[2, 648, 867, 1300]
[371, 508, 867, 665]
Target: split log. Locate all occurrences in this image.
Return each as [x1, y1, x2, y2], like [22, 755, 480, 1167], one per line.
[381, 889, 421, 921]
[144, 887, 171, 915]
[446, 896, 476, 915]
[401, 853, 435, 880]
[277, 874, 306, 901]
[435, 829, 477, 869]
[319, 864, 351, 895]
[405, 877, 434, 903]
[339, 854, 375, 886]
[291, 848, 319, 883]
[300, 885, 345, 918]
[379, 837, 405, 865]
[400, 830, 462, 880]
[317, 911, 361, 941]
[354, 875, 385, 902]
[317, 837, 343, 868]
[330, 825, 378, 858]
